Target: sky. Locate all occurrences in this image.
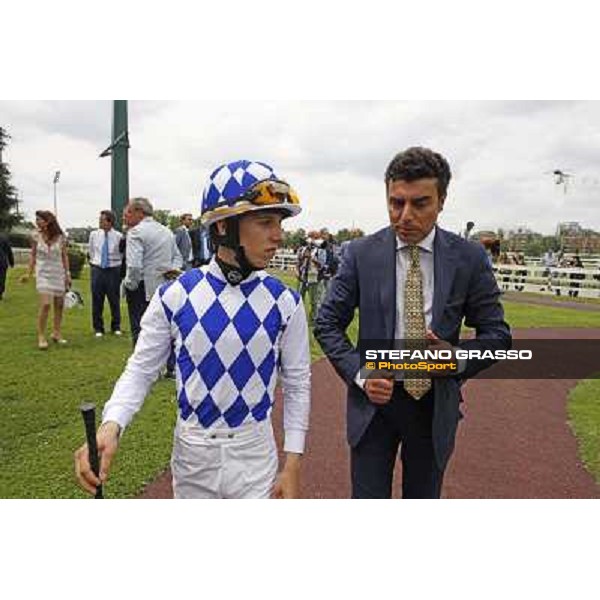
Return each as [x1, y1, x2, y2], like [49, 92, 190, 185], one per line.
[2, 101, 599, 237]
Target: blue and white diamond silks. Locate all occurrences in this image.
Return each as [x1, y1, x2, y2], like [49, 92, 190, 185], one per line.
[158, 259, 300, 429]
[202, 160, 278, 212]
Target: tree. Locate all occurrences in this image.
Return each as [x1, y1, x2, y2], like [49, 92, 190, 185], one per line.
[154, 209, 181, 231]
[335, 228, 364, 243]
[0, 127, 23, 231]
[335, 228, 353, 243]
[66, 227, 95, 243]
[167, 213, 182, 231]
[282, 227, 307, 249]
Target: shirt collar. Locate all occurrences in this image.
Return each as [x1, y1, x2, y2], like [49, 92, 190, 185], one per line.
[206, 256, 263, 284]
[396, 226, 436, 253]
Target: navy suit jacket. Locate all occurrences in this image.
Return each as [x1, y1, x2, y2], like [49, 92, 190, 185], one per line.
[175, 226, 193, 267]
[314, 225, 512, 469]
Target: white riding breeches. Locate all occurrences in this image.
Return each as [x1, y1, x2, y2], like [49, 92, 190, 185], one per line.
[171, 418, 279, 499]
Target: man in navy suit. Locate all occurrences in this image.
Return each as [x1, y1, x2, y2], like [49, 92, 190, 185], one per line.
[314, 147, 511, 499]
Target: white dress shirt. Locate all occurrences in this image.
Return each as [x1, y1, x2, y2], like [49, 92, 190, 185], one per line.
[88, 228, 123, 268]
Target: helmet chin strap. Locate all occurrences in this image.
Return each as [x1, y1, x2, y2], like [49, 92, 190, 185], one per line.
[213, 217, 262, 286]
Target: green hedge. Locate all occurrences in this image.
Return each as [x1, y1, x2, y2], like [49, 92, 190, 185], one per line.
[67, 248, 86, 279]
[7, 231, 32, 248]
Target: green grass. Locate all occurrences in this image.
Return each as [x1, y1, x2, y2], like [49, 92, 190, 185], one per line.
[0, 266, 176, 498]
[1, 266, 598, 498]
[502, 301, 600, 329]
[568, 377, 600, 484]
[506, 291, 600, 306]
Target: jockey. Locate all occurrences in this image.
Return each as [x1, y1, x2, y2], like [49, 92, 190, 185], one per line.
[75, 160, 311, 498]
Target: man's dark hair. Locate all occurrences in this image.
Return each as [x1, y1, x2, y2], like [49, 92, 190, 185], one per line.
[385, 147, 452, 199]
[100, 210, 116, 225]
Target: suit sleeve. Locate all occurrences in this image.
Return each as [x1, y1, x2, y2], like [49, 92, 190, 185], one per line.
[313, 241, 361, 387]
[171, 234, 184, 269]
[457, 243, 512, 380]
[174, 228, 183, 254]
[124, 226, 143, 290]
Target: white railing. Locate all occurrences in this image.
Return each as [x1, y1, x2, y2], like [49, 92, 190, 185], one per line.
[525, 256, 600, 268]
[493, 263, 600, 298]
[270, 250, 600, 298]
[12, 248, 32, 265]
[11, 245, 600, 298]
[269, 249, 298, 272]
[12, 246, 299, 271]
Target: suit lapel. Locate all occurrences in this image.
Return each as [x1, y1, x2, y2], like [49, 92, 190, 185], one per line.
[432, 226, 458, 329]
[378, 226, 397, 340]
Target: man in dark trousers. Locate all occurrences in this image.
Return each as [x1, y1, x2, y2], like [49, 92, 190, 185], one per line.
[0, 233, 15, 300]
[314, 147, 511, 499]
[88, 210, 123, 336]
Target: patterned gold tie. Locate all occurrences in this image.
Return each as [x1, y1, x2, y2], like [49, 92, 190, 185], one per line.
[404, 245, 431, 399]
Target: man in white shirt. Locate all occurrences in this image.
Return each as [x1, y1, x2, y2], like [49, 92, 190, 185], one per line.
[88, 210, 123, 337]
[540, 249, 558, 292]
[74, 160, 311, 499]
[122, 197, 183, 346]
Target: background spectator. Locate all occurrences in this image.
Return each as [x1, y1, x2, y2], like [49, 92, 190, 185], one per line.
[0, 232, 14, 300]
[20, 210, 70, 349]
[88, 210, 123, 337]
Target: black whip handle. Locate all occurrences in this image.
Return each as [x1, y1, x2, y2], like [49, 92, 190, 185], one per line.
[80, 403, 104, 499]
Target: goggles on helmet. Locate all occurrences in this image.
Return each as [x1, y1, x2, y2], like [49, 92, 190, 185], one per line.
[202, 179, 300, 226]
[238, 179, 300, 209]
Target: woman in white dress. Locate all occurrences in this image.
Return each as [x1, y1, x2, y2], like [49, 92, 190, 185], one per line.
[21, 210, 71, 349]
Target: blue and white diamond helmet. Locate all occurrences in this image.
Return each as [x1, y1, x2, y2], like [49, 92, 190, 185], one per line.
[200, 159, 302, 227]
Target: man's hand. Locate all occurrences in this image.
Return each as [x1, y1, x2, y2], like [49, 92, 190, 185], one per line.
[364, 370, 395, 404]
[425, 330, 458, 377]
[164, 269, 183, 281]
[426, 329, 453, 353]
[74, 421, 120, 495]
[272, 453, 301, 499]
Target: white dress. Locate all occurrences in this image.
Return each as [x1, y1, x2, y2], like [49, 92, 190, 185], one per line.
[33, 232, 66, 296]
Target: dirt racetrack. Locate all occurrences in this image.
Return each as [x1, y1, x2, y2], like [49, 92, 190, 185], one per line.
[139, 328, 600, 499]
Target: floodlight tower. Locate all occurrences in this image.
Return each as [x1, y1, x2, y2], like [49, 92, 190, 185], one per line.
[53, 170, 60, 216]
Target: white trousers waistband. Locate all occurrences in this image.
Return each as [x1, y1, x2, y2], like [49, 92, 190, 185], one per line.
[174, 416, 272, 442]
[171, 417, 278, 499]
